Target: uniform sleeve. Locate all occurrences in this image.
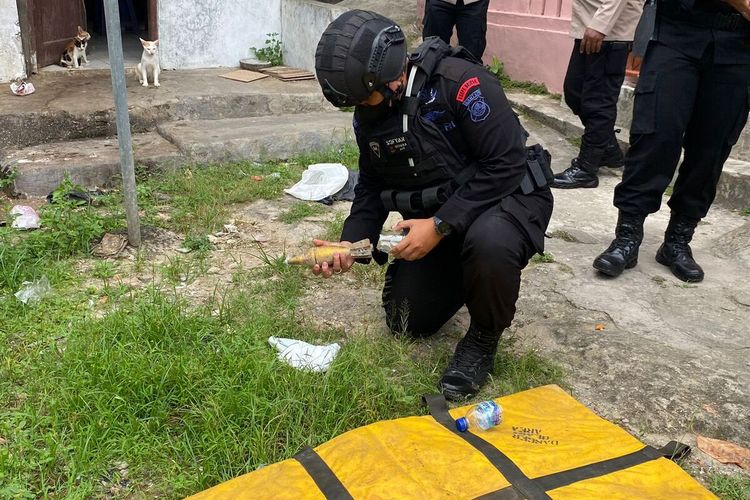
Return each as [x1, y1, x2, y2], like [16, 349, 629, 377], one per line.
[434, 66, 528, 235]
[588, 0, 630, 36]
[340, 114, 389, 262]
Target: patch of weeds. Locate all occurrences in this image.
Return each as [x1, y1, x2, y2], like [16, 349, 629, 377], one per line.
[251, 33, 283, 66]
[183, 234, 212, 253]
[488, 56, 552, 96]
[705, 472, 750, 500]
[556, 262, 574, 274]
[294, 142, 360, 171]
[664, 185, 674, 197]
[0, 161, 18, 192]
[651, 275, 668, 288]
[161, 254, 207, 285]
[485, 336, 566, 396]
[739, 208, 750, 217]
[351, 261, 387, 287]
[675, 282, 698, 289]
[549, 230, 578, 243]
[531, 252, 555, 264]
[280, 201, 327, 224]
[566, 136, 582, 149]
[321, 212, 347, 243]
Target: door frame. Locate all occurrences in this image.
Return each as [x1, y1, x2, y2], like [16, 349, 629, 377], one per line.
[16, 0, 159, 74]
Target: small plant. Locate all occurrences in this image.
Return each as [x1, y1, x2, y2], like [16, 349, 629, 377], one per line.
[251, 33, 283, 66]
[280, 202, 327, 224]
[488, 56, 551, 95]
[740, 207, 750, 216]
[531, 252, 555, 264]
[184, 234, 212, 253]
[0, 161, 17, 191]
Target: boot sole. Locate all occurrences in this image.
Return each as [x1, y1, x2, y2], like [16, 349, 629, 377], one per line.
[655, 252, 704, 283]
[593, 257, 637, 277]
[550, 181, 599, 190]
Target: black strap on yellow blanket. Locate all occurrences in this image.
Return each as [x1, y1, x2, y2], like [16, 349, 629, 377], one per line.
[422, 394, 551, 500]
[475, 441, 691, 498]
[294, 447, 353, 500]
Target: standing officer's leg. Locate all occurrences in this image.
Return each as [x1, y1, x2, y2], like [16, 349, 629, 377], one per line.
[382, 237, 464, 337]
[553, 43, 629, 189]
[594, 41, 699, 277]
[455, 0, 490, 60]
[439, 193, 550, 400]
[657, 61, 750, 282]
[422, 0, 457, 47]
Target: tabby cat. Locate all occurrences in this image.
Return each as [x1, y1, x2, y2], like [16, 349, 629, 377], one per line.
[60, 26, 91, 68]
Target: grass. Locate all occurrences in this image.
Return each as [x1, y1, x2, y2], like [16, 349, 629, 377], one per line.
[531, 252, 556, 264]
[0, 150, 566, 498]
[279, 201, 327, 224]
[706, 472, 750, 500]
[740, 208, 750, 217]
[488, 56, 559, 98]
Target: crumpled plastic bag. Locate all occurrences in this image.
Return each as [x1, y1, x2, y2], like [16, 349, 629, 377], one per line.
[10, 205, 41, 230]
[10, 81, 35, 96]
[15, 277, 51, 305]
[268, 336, 341, 373]
[284, 163, 349, 201]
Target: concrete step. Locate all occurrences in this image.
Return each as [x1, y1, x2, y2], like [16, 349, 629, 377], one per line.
[5, 132, 182, 197]
[157, 111, 355, 163]
[507, 91, 750, 211]
[0, 69, 331, 151]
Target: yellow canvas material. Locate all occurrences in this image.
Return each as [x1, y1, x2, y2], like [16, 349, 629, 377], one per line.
[190, 385, 715, 499]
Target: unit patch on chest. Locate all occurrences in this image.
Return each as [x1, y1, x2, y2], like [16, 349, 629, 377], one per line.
[384, 135, 408, 155]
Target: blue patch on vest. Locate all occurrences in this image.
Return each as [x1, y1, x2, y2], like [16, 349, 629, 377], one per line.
[423, 109, 446, 123]
[352, 115, 359, 132]
[419, 87, 438, 105]
[462, 88, 491, 123]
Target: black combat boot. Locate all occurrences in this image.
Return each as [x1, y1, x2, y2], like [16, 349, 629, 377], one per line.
[438, 323, 500, 401]
[551, 157, 599, 189]
[593, 212, 645, 277]
[600, 141, 624, 169]
[655, 214, 704, 282]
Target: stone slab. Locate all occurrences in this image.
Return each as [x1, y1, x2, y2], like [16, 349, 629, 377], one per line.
[158, 111, 355, 162]
[6, 132, 182, 197]
[0, 69, 331, 152]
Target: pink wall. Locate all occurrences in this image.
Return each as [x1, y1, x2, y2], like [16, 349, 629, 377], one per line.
[417, 0, 573, 94]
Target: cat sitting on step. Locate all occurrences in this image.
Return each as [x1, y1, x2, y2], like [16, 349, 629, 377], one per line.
[60, 26, 91, 68]
[137, 38, 161, 88]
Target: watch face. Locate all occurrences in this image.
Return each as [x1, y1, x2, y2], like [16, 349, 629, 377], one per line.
[438, 220, 451, 235]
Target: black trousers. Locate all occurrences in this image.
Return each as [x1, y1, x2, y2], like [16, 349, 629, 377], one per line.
[422, 0, 490, 61]
[563, 40, 630, 160]
[615, 41, 750, 219]
[381, 190, 552, 338]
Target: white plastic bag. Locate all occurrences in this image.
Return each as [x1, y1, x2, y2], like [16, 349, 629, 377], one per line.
[10, 205, 41, 230]
[15, 277, 51, 305]
[268, 336, 341, 373]
[284, 163, 349, 201]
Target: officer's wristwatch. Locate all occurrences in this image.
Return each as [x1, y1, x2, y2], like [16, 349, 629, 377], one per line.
[433, 216, 453, 237]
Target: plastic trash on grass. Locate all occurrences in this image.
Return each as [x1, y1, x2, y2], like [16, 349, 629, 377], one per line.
[10, 81, 35, 96]
[284, 163, 349, 201]
[15, 277, 51, 305]
[10, 205, 41, 230]
[268, 336, 341, 373]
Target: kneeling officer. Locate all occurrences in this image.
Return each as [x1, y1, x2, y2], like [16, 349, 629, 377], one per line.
[312, 10, 554, 400]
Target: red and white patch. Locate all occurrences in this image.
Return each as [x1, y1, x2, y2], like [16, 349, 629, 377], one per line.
[456, 77, 480, 103]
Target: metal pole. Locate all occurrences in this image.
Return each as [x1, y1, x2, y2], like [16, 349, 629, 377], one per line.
[103, 0, 141, 247]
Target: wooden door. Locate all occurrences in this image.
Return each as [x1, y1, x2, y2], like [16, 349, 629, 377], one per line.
[29, 0, 86, 67]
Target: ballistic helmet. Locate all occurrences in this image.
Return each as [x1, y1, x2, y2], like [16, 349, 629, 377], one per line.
[315, 10, 407, 107]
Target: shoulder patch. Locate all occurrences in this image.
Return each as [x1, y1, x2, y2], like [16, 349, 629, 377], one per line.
[456, 77, 480, 103]
[462, 88, 491, 122]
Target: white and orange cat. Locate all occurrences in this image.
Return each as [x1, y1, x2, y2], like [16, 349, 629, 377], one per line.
[60, 26, 91, 68]
[137, 38, 161, 88]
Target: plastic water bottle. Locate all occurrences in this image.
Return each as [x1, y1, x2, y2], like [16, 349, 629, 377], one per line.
[455, 401, 503, 432]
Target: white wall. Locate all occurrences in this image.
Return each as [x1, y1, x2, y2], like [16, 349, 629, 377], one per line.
[282, 0, 346, 73]
[0, 0, 26, 82]
[158, 0, 282, 69]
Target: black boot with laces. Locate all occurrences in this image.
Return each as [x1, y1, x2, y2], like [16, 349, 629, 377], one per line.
[593, 212, 645, 277]
[438, 324, 500, 401]
[551, 158, 599, 189]
[655, 214, 704, 282]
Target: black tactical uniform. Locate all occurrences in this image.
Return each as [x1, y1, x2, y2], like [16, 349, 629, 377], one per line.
[315, 10, 554, 399]
[422, 0, 491, 60]
[594, 0, 750, 282]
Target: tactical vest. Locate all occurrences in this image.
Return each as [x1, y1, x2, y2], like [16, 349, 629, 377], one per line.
[357, 37, 552, 218]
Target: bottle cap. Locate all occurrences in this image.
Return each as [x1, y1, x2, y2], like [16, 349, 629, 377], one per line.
[455, 417, 468, 432]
